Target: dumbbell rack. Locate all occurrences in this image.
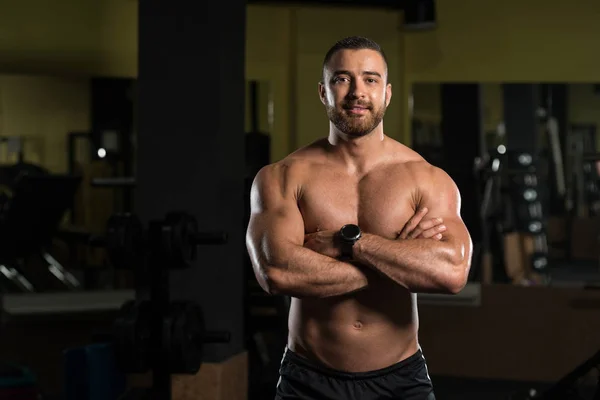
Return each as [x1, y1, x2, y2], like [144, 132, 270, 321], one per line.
[108, 212, 230, 400]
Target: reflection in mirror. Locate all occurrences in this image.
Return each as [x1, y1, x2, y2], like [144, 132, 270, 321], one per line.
[0, 73, 137, 301]
[0, 78, 274, 309]
[411, 83, 600, 289]
[245, 80, 273, 180]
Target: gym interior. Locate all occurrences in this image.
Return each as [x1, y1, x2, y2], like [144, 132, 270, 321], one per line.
[0, 1, 599, 399]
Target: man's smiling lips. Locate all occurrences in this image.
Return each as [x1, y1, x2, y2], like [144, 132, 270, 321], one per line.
[345, 105, 370, 115]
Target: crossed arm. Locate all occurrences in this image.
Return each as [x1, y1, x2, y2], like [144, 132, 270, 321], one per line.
[246, 163, 370, 298]
[246, 162, 472, 298]
[351, 167, 473, 294]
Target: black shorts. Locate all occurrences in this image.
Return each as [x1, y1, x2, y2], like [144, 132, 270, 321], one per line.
[275, 347, 435, 400]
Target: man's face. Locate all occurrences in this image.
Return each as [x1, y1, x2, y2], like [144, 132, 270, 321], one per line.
[319, 49, 392, 138]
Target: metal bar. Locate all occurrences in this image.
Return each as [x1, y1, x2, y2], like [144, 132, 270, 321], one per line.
[2, 290, 135, 316]
[91, 177, 136, 188]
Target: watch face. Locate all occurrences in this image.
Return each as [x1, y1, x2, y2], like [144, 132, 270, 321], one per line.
[341, 224, 361, 241]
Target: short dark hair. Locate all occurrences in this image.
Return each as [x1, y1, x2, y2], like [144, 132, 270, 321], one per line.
[322, 36, 388, 82]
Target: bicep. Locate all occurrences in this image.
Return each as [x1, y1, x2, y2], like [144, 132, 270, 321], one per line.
[246, 166, 305, 267]
[420, 167, 471, 247]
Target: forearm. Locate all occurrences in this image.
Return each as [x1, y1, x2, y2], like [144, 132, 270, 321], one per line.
[353, 233, 468, 294]
[260, 244, 369, 298]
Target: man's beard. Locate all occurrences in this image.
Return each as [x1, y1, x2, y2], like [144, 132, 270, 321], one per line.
[326, 101, 386, 137]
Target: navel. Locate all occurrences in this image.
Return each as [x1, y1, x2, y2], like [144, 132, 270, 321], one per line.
[353, 320, 363, 330]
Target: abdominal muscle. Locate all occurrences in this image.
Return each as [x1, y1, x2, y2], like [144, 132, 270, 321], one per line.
[286, 281, 420, 373]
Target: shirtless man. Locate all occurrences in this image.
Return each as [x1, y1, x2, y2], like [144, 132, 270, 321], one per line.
[246, 36, 473, 400]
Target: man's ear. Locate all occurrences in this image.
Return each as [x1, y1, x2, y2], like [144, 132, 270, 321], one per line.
[385, 83, 392, 107]
[318, 81, 327, 105]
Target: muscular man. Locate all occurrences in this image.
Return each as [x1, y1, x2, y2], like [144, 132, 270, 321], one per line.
[246, 36, 473, 400]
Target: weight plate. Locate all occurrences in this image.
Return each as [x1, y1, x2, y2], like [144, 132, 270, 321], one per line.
[106, 213, 144, 269]
[168, 301, 205, 374]
[163, 212, 198, 269]
[112, 299, 152, 374]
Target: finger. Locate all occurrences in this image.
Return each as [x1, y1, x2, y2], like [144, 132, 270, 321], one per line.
[407, 227, 423, 239]
[418, 225, 446, 239]
[408, 216, 442, 239]
[399, 207, 428, 239]
[416, 217, 444, 232]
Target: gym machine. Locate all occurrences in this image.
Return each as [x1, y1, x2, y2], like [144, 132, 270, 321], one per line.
[0, 170, 82, 293]
[472, 149, 507, 283]
[506, 150, 550, 276]
[500, 84, 551, 282]
[565, 125, 599, 217]
[67, 130, 135, 221]
[581, 152, 600, 216]
[94, 211, 230, 399]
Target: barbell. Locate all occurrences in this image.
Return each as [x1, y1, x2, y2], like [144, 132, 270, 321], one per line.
[103, 211, 227, 270]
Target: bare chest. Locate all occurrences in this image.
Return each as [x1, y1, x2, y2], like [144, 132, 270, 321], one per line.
[298, 167, 417, 238]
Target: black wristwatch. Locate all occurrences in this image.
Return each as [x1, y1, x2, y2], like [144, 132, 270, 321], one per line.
[339, 224, 362, 259]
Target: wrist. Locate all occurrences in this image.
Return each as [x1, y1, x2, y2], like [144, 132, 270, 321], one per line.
[338, 224, 362, 260]
[352, 232, 368, 261]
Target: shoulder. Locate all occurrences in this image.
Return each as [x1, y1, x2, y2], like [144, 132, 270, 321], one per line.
[384, 139, 459, 201]
[406, 162, 460, 209]
[406, 161, 454, 185]
[252, 139, 327, 198]
[386, 138, 453, 182]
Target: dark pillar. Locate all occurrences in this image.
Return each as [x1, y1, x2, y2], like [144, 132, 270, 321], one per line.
[503, 84, 549, 274]
[541, 83, 568, 214]
[440, 84, 484, 243]
[541, 84, 568, 156]
[503, 84, 540, 154]
[136, 0, 246, 363]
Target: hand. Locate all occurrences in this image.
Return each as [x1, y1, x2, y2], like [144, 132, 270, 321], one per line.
[304, 230, 342, 259]
[397, 207, 446, 240]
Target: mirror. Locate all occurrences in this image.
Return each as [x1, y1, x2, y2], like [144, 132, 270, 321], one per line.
[0, 77, 276, 297]
[411, 83, 600, 288]
[0, 73, 137, 296]
[245, 80, 273, 179]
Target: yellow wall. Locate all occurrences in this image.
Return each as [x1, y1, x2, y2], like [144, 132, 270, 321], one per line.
[0, 74, 91, 172]
[2, 1, 600, 162]
[412, 82, 600, 151]
[405, 0, 600, 83]
[293, 7, 405, 151]
[411, 83, 503, 134]
[245, 6, 294, 161]
[245, 6, 407, 161]
[0, 0, 136, 78]
[403, 0, 600, 146]
[256, 0, 600, 155]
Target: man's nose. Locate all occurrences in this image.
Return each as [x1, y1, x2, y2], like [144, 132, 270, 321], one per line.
[348, 80, 366, 98]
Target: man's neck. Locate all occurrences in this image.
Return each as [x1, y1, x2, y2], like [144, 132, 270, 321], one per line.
[327, 124, 386, 174]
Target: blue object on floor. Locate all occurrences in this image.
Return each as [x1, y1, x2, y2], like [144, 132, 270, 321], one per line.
[64, 342, 126, 400]
[0, 363, 36, 388]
